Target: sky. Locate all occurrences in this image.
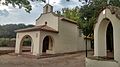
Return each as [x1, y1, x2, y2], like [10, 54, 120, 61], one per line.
[0, 0, 84, 25]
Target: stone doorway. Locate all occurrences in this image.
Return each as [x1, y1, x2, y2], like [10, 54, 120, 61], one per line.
[86, 7, 120, 67]
[94, 18, 115, 58]
[42, 36, 53, 53]
[106, 22, 114, 58]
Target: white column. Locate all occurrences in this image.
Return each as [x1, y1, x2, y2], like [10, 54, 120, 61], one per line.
[31, 40, 34, 53]
[15, 33, 21, 54]
[94, 20, 109, 57]
[32, 32, 41, 56]
[113, 24, 120, 62]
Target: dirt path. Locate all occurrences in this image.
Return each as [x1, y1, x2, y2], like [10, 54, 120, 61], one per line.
[0, 52, 86, 67]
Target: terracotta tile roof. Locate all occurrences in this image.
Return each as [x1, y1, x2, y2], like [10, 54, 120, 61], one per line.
[15, 25, 58, 33]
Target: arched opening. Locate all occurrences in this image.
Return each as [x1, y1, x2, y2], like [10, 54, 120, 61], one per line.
[96, 18, 114, 59]
[46, 5, 48, 13]
[42, 36, 53, 53]
[20, 35, 33, 54]
[106, 22, 114, 59]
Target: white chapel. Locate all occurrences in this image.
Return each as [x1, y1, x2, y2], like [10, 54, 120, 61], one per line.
[15, 4, 91, 56]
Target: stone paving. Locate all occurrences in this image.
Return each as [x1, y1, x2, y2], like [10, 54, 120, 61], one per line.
[0, 51, 86, 67]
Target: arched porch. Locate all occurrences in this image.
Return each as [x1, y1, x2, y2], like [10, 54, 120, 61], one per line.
[86, 7, 120, 67]
[15, 31, 41, 56]
[94, 9, 120, 61]
[19, 35, 33, 55]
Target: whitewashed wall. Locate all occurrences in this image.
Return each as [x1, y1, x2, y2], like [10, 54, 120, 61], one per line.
[15, 31, 40, 56]
[36, 13, 58, 31]
[94, 9, 120, 62]
[52, 19, 91, 53]
[39, 31, 58, 54]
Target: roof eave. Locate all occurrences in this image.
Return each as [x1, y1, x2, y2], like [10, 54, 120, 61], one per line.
[61, 18, 77, 25]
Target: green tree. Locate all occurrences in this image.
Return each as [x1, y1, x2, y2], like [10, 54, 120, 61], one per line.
[1, 0, 120, 13]
[0, 0, 46, 13]
[0, 0, 88, 13]
[79, 0, 120, 37]
[62, 6, 81, 22]
[0, 24, 34, 38]
[78, 0, 120, 57]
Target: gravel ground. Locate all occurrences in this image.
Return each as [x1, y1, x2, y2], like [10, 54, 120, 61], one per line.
[0, 52, 86, 67]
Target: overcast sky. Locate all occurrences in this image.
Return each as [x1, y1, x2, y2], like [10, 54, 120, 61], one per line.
[0, 0, 84, 25]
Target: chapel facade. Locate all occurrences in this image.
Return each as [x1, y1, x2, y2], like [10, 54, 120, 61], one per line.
[15, 4, 91, 56]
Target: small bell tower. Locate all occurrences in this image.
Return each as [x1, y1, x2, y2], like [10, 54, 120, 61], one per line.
[43, 4, 53, 13]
